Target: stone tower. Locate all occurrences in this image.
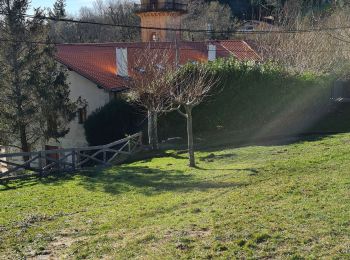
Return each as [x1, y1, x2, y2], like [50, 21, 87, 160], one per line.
[135, 0, 187, 42]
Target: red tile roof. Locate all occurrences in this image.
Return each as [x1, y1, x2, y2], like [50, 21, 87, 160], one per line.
[55, 40, 260, 91]
[218, 40, 261, 60]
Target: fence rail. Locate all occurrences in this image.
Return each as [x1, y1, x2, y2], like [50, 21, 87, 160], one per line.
[0, 132, 143, 181]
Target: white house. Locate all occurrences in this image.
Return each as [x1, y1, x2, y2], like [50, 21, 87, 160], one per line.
[51, 40, 260, 149]
[1, 0, 261, 153]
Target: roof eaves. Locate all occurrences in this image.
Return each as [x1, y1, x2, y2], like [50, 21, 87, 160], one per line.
[110, 86, 129, 92]
[55, 57, 125, 91]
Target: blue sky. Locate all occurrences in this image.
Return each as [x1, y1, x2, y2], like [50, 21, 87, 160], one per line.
[30, 0, 94, 15]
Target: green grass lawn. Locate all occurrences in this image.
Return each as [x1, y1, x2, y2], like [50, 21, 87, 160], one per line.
[1, 134, 350, 259]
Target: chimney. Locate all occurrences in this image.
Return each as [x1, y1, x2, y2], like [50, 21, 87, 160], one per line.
[207, 23, 213, 40]
[208, 44, 216, 61]
[116, 48, 128, 77]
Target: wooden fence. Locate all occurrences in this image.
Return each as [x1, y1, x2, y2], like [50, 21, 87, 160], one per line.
[0, 132, 143, 181]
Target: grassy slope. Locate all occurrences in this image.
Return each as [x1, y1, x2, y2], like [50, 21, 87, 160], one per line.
[1, 134, 350, 259]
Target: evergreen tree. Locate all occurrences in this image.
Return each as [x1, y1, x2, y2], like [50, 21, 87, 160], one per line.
[50, 0, 66, 18]
[0, 0, 76, 152]
[48, 0, 67, 42]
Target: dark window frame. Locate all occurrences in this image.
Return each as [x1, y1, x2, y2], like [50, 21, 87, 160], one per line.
[78, 106, 87, 124]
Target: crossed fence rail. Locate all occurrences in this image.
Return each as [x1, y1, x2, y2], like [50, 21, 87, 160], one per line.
[0, 132, 143, 181]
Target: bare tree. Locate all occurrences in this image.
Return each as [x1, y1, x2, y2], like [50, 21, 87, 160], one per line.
[49, 0, 140, 43]
[128, 46, 177, 150]
[171, 63, 218, 167]
[250, 5, 350, 74]
[182, 0, 237, 41]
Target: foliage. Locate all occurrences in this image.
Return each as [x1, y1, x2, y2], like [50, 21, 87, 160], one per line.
[216, 0, 350, 19]
[2, 133, 350, 258]
[49, 0, 235, 43]
[249, 5, 350, 74]
[49, 0, 66, 18]
[183, 0, 236, 41]
[0, 0, 76, 151]
[159, 58, 335, 140]
[84, 99, 142, 146]
[49, 0, 140, 43]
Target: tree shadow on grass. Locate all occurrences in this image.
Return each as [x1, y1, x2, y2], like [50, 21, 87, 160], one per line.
[199, 152, 237, 162]
[77, 165, 248, 196]
[0, 163, 250, 195]
[0, 148, 256, 193]
[195, 166, 260, 175]
[195, 132, 337, 153]
[0, 172, 76, 191]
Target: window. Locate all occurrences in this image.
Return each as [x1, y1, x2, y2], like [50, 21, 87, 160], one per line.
[109, 92, 121, 101]
[156, 64, 165, 70]
[150, 0, 157, 9]
[151, 32, 159, 42]
[78, 106, 87, 124]
[135, 67, 146, 73]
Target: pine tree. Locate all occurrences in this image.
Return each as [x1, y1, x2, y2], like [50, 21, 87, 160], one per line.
[0, 0, 76, 152]
[50, 0, 66, 18]
[48, 0, 67, 42]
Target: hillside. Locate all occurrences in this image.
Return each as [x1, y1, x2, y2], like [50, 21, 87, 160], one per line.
[1, 133, 350, 259]
[217, 0, 251, 18]
[216, 0, 339, 19]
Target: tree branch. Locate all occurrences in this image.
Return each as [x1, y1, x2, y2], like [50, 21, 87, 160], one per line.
[177, 107, 188, 118]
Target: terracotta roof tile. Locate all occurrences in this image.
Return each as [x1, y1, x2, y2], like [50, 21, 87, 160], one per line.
[217, 40, 261, 60]
[55, 40, 260, 91]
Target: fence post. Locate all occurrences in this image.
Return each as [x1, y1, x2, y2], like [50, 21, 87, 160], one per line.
[139, 133, 143, 149]
[0, 133, 144, 180]
[128, 139, 131, 153]
[57, 151, 61, 172]
[103, 148, 107, 165]
[76, 149, 81, 169]
[72, 148, 76, 171]
[38, 151, 43, 177]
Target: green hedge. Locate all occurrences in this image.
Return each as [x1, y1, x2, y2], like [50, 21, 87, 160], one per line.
[84, 99, 143, 146]
[159, 58, 347, 139]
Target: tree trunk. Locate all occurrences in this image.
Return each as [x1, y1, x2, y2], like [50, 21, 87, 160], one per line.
[148, 110, 159, 150]
[185, 106, 195, 167]
[19, 125, 30, 162]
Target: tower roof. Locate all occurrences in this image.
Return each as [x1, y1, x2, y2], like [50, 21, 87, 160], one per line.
[134, 1, 187, 14]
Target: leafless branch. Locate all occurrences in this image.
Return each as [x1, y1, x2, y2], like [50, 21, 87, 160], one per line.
[171, 64, 219, 109]
[128, 44, 178, 114]
[249, 6, 350, 74]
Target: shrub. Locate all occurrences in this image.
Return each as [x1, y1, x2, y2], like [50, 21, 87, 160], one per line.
[84, 99, 143, 146]
[159, 58, 339, 140]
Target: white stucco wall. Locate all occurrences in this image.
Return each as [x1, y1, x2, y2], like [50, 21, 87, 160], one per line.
[49, 70, 111, 149]
[0, 146, 7, 173]
[0, 69, 111, 165]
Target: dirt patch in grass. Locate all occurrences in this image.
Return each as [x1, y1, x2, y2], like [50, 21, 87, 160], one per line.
[26, 230, 86, 260]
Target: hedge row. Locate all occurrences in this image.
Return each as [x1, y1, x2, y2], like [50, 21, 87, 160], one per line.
[85, 58, 350, 145]
[159, 58, 347, 139]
